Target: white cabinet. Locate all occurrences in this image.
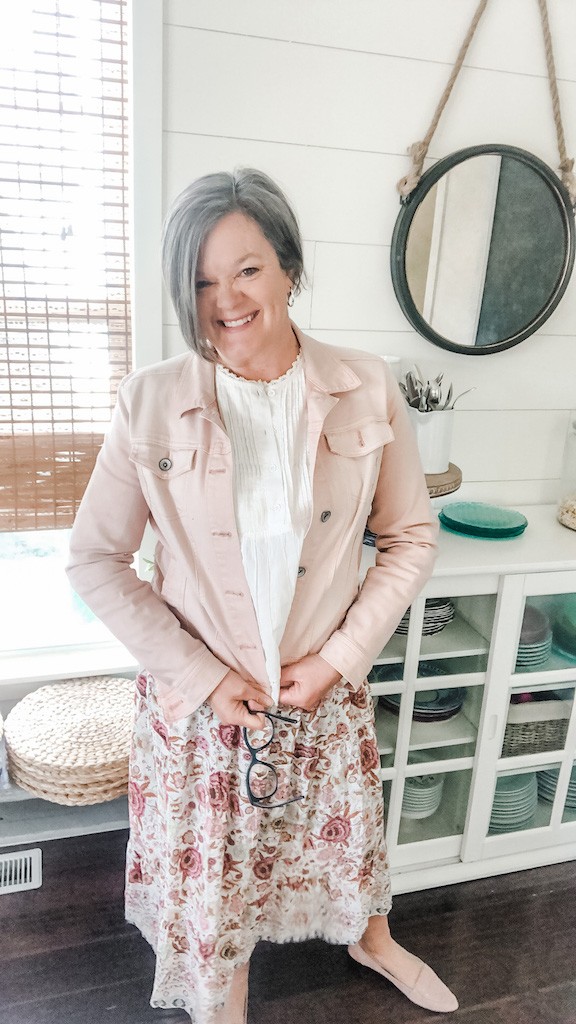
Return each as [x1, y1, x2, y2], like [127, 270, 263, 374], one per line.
[366, 505, 576, 893]
[2, 505, 576, 897]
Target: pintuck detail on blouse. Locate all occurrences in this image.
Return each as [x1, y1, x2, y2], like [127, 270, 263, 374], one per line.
[215, 353, 312, 704]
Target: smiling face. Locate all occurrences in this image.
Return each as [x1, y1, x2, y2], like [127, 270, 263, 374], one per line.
[195, 211, 296, 378]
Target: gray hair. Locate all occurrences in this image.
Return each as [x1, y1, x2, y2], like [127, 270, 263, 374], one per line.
[161, 168, 305, 360]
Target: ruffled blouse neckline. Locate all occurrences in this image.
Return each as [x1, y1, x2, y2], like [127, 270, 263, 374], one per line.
[215, 351, 302, 387]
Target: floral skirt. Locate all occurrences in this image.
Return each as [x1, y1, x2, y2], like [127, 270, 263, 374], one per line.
[125, 671, 392, 1023]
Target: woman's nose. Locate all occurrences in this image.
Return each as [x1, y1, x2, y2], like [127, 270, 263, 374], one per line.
[216, 277, 242, 305]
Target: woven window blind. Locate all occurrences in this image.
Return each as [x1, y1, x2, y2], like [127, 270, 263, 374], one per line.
[0, 0, 131, 531]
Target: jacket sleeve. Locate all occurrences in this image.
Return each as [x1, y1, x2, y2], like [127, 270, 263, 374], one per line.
[319, 365, 438, 687]
[66, 381, 230, 723]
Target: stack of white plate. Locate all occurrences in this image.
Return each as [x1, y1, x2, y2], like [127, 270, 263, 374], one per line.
[401, 773, 445, 819]
[515, 605, 552, 669]
[395, 598, 455, 636]
[515, 635, 552, 668]
[489, 773, 538, 833]
[537, 764, 576, 809]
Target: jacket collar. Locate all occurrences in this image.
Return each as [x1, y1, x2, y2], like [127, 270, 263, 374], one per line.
[173, 323, 362, 417]
[294, 326, 362, 395]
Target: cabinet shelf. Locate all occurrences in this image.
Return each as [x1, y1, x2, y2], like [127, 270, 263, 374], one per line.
[0, 795, 129, 847]
[410, 712, 477, 750]
[375, 707, 477, 754]
[420, 615, 489, 660]
[0, 780, 36, 804]
[373, 632, 406, 665]
[398, 801, 465, 846]
[374, 711, 395, 755]
[373, 613, 489, 666]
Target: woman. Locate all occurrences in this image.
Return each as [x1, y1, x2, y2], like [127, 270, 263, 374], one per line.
[67, 168, 457, 1022]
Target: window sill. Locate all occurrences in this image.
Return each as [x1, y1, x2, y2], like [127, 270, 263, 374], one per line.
[0, 643, 138, 702]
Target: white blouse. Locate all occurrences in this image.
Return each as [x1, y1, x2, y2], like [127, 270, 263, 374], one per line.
[215, 354, 312, 704]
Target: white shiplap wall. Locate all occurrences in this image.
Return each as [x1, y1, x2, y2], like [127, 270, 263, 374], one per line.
[153, 0, 576, 505]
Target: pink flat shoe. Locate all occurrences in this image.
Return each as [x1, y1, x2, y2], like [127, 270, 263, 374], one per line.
[348, 942, 458, 1013]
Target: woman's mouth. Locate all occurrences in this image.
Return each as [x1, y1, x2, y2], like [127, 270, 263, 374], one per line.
[219, 311, 258, 328]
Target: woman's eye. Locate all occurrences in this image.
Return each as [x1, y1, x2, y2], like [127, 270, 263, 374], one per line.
[240, 266, 258, 278]
[195, 280, 210, 291]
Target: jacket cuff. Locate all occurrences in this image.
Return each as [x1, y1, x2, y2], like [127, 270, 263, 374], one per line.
[155, 650, 230, 723]
[319, 632, 372, 691]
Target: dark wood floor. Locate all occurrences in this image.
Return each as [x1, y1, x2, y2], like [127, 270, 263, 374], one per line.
[1, 830, 575, 1023]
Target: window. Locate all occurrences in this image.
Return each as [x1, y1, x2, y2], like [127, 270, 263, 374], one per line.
[0, 0, 131, 656]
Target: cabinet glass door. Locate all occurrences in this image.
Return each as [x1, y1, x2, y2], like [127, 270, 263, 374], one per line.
[561, 761, 576, 824]
[397, 768, 472, 845]
[374, 692, 402, 771]
[416, 593, 496, 682]
[514, 593, 576, 675]
[501, 684, 574, 759]
[407, 683, 484, 764]
[468, 573, 576, 860]
[488, 765, 560, 835]
[374, 581, 497, 863]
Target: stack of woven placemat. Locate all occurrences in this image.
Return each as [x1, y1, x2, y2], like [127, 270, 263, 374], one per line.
[4, 676, 134, 805]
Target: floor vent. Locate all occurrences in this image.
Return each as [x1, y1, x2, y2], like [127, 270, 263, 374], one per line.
[0, 848, 42, 894]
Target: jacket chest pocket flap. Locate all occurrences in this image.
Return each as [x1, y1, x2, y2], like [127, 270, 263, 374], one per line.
[130, 442, 196, 517]
[130, 442, 195, 478]
[324, 418, 394, 457]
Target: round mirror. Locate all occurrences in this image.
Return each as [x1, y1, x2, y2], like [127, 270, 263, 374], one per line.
[390, 144, 575, 354]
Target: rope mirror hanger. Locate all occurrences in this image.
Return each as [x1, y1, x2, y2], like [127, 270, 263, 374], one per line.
[396, 0, 576, 207]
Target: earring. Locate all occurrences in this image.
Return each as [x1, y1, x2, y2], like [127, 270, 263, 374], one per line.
[287, 289, 295, 307]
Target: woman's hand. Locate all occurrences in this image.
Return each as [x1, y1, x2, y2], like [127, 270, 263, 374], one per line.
[278, 654, 342, 712]
[206, 670, 273, 729]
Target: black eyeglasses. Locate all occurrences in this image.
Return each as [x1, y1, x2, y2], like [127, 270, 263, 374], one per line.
[242, 710, 304, 809]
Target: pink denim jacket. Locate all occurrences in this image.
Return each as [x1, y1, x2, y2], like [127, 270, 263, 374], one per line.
[67, 328, 438, 722]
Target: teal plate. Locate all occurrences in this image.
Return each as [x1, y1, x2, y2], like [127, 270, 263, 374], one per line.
[439, 502, 528, 539]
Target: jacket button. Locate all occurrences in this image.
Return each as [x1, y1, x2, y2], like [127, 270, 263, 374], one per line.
[297, 566, 306, 577]
[158, 458, 172, 471]
[320, 510, 331, 522]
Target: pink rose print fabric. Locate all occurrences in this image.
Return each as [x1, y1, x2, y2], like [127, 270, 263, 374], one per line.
[125, 671, 392, 1023]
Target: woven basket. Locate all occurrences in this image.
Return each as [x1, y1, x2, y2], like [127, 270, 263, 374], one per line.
[5, 676, 134, 806]
[502, 700, 572, 757]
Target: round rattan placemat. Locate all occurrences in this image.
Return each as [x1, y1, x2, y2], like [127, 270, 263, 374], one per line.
[5, 676, 134, 770]
[8, 764, 128, 806]
[8, 752, 129, 786]
[5, 676, 134, 805]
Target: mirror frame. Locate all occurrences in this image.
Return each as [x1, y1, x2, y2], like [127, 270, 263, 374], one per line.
[390, 144, 576, 355]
